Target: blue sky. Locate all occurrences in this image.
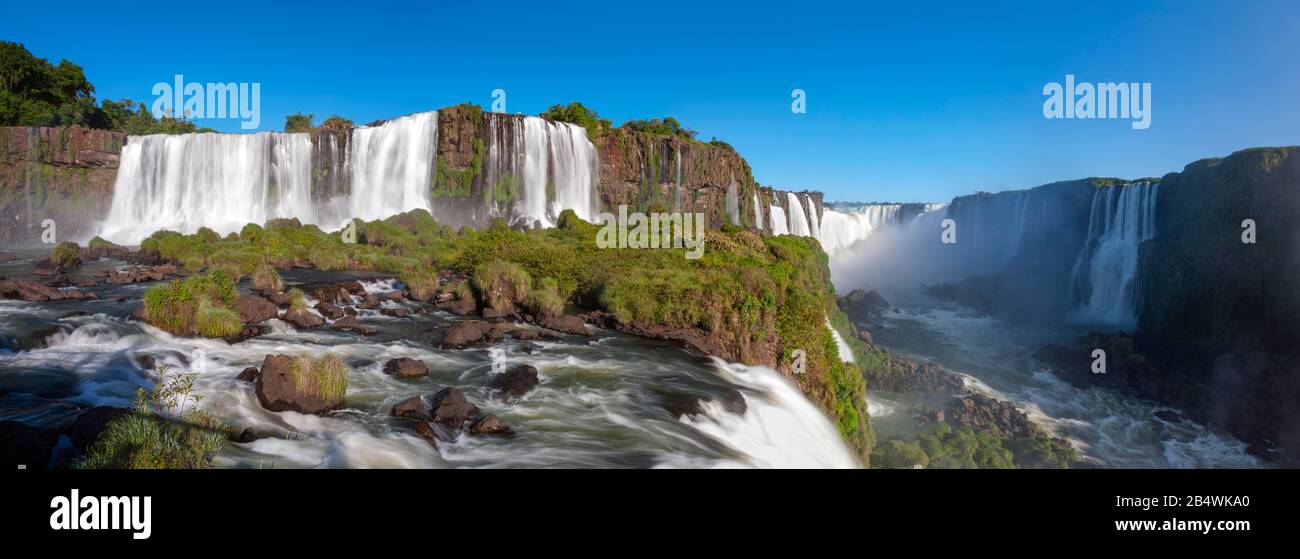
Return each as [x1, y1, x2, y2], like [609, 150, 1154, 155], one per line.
[4, 0, 1297, 203]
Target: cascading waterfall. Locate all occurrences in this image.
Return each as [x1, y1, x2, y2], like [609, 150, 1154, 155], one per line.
[805, 194, 820, 243]
[769, 204, 789, 235]
[100, 132, 314, 244]
[726, 172, 741, 226]
[673, 146, 683, 212]
[787, 193, 812, 236]
[816, 203, 903, 255]
[519, 116, 599, 227]
[753, 193, 764, 231]
[1067, 181, 1161, 326]
[348, 111, 438, 223]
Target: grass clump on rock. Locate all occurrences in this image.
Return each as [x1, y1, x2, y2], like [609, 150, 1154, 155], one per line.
[141, 270, 239, 337]
[251, 263, 283, 293]
[473, 259, 531, 312]
[50, 241, 81, 271]
[289, 354, 348, 403]
[524, 277, 564, 320]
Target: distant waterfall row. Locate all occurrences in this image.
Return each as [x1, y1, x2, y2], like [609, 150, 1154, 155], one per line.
[760, 194, 919, 255]
[1067, 181, 1161, 326]
[98, 111, 601, 244]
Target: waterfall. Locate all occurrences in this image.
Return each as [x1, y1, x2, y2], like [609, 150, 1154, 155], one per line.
[348, 111, 438, 223]
[753, 193, 764, 231]
[817, 203, 903, 255]
[769, 205, 789, 235]
[805, 194, 820, 243]
[726, 172, 741, 226]
[787, 193, 811, 236]
[519, 116, 599, 227]
[673, 146, 682, 212]
[100, 131, 314, 244]
[1067, 181, 1161, 326]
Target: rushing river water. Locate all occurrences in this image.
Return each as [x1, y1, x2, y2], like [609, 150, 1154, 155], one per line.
[0, 252, 857, 469]
[863, 292, 1263, 468]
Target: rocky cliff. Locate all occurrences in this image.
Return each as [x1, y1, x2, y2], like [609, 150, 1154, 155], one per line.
[0, 126, 125, 246]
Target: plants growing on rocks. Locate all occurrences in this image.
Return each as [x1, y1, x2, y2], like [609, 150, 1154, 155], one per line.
[77, 366, 225, 469]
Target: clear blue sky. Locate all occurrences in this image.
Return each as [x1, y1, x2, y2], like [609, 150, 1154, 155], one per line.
[4, 0, 1297, 203]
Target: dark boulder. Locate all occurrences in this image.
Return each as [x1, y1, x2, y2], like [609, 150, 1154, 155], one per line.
[283, 308, 325, 329]
[467, 414, 513, 436]
[489, 364, 540, 399]
[268, 291, 293, 307]
[838, 288, 891, 323]
[331, 315, 378, 335]
[429, 387, 479, 427]
[317, 302, 345, 320]
[62, 406, 131, 453]
[234, 295, 279, 324]
[383, 358, 429, 379]
[382, 307, 409, 318]
[540, 315, 592, 336]
[438, 320, 492, 349]
[254, 354, 344, 414]
[236, 367, 260, 382]
[391, 395, 432, 421]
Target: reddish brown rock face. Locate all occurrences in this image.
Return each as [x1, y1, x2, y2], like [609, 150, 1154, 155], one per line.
[0, 126, 126, 246]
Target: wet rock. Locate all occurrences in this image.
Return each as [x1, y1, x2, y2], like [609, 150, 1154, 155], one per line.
[236, 367, 260, 382]
[344, 306, 358, 316]
[383, 358, 429, 379]
[858, 329, 875, 348]
[231, 427, 266, 443]
[134, 354, 156, 370]
[358, 295, 381, 310]
[0, 278, 65, 301]
[228, 324, 271, 343]
[467, 414, 513, 436]
[317, 302, 345, 320]
[429, 387, 479, 427]
[0, 420, 58, 469]
[391, 395, 432, 421]
[255, 354, 344, 414]
[61, 310, 90, 318]
[382, 307, 409, 318]
[383, 291, 404, 302]
[414, 421, 439, 448]
[436, 297, 476, 316]
[540, 315, 592, 336]
[268, 291, 293, 307]
[310, 285, 352, 306]
[486, 322, 517, 343]
[62, 406, 130, 453]
[234, 295, 278, 324]
[283, 308, 325, 330]
[946, 393, 1032, 440]
[838, 288, 891, 323]
[438, 320, 492, 349]
[331, 315, 378, 335]
[489, 364, 539, 399]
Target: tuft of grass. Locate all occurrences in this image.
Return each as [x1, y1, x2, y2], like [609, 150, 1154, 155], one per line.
[400, 268, 439, 301]
[50, 241, 81, 270]
[473, 259, 531, 311]
[142, 271, 239, 336]
[288, 288, 308, 312]
[251, 263, 283, 293]
[288, 354, 348, 403]
[524, 277, 564, 319]
[451, 279, 473, 301]
[195, 300, 242, 338]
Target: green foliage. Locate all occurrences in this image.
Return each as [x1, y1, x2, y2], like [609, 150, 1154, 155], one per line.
[623, 116, 696, 140]
[524, 278, 564, 320]
[288, 354, 348, 403]
[873, 439, 930, 469]
[400, 268, 439, 301]
[141, 271, 239, 336]
[49, 241, 80, 270]
[87, 236, 118, 251]
[284, 113, 314, 132]
[77, 366, 225, 469]
[320, 115, 353, 130]
[195, 300, 242, 338]
[288, 287, 308, 312]
[872, 423, 1023, 469]
[473, 259, 532, 311]
[540, 102, 612, 138]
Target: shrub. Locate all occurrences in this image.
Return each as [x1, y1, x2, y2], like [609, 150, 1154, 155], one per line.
[196, 227, 221, 244]
[77, 366, 225, 469]
[472, 259, 531, 311]
[308, 247, 348, 271]
[251, 263, 283, 293]
[240, 223, 264, 242]
[141, 271, 238, 336]
[288, 354, 348, 403]
[50, 241, 81, 270]
[872, 440, 930, 469]
[524, 286, 564, 320]
[451, 279, 473, 301]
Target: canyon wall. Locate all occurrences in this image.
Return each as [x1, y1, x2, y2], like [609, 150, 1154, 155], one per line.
[0, 126, 125, 246]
